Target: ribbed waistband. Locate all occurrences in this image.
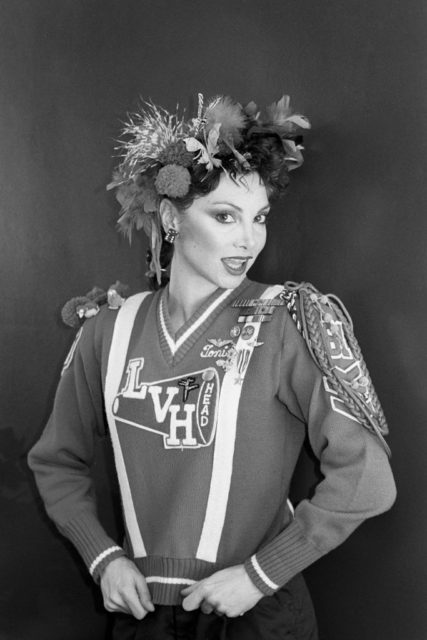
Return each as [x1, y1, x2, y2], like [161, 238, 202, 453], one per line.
[133, 555, 223, 605]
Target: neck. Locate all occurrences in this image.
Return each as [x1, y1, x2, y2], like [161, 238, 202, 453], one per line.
[166, 265, 221, 333]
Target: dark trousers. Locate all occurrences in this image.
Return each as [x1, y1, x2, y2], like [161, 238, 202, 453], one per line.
[111, 573, 318, 640]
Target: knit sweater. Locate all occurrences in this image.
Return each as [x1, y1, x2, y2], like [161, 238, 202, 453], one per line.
[28, 278, 396, 605]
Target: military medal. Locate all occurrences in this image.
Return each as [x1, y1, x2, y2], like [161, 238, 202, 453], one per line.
[238, 314, 272, 323]
[233, 297, 284, 325]
[241, 325, 255, 340]
[232, 298, 285, 308]
[230, 325, 241, 338]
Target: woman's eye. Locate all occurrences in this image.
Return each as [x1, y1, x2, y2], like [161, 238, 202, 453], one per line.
[215, 212, 234, 223]
[255, 213, 268, 224]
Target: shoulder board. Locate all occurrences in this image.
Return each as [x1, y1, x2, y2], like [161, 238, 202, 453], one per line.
[61, 281, 130, 329]
[280, 281, 391, 457]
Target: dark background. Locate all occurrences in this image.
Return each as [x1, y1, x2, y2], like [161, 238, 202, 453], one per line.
[1, 1, 426, 638]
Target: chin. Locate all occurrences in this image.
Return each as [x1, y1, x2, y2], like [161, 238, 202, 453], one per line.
[214, 273, 246, 290]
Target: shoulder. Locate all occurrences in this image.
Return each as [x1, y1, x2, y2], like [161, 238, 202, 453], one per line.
[60, 281, 132, 329]
[60, 281, 156, 333]
[278, 280, 357, 371]
[59, 282, 154, 373]
[279, 280, 353, 333]
[280, 280, 390, 454]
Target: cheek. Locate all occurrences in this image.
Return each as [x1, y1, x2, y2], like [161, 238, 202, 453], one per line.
[181, 223, 218, 257]
[257, 227, 267, 253]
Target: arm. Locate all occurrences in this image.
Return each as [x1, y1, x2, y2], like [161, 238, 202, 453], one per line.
[183, 308, 395, 612]
[244, 308, 396, 595]
[28, 316, 154, 617]
[28, 318, 125, 579]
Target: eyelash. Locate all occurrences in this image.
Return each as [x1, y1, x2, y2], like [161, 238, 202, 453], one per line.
[256, 213, 269, 225]
[214, 212, 269, 224]
[215, 212, 234, 223]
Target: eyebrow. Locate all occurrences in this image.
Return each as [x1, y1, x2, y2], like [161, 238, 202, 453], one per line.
[209, 201, 270, 213]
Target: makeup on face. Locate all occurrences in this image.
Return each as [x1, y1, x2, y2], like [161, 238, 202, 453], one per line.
[171, 173, 270, 295]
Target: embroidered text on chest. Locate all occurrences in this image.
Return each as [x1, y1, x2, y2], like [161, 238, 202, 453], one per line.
[200, 338, 237, 371]
[112, 359, 220, 449]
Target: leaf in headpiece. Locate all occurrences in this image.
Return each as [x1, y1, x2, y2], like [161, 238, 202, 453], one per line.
[184, 137, 203, 153]
[184, 124, 222, 171]
[206, 123, 221, 155]
[205, 124, 223, 169]
[184, 137, 210, 164]
[282, 139, 305, 170]
[285, 114, 311, 129]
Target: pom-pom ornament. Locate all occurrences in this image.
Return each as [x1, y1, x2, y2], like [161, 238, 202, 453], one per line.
[154, 164, 191, 198]
[61, 282, 130, 327]
[157, 141, 194, 167]
[86, 286, 108, 305]
[61, 296, 90, 328]
[61, 297, 100, 328]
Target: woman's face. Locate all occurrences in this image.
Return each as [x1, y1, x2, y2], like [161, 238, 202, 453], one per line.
[171, 172, 270, 293]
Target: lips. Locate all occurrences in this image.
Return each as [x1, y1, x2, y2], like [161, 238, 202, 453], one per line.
[221, 257, 251, 276]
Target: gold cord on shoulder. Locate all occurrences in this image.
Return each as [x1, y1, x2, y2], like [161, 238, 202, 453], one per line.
[282, 281, 391, 457]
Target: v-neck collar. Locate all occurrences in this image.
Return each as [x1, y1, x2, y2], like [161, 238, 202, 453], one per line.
[157, 278, 251, 366]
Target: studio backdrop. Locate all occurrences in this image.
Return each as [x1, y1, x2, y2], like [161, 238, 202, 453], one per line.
[1, 1, 426, 639]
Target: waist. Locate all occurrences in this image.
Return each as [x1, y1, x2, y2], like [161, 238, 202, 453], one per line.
[133, 555, 225, 605]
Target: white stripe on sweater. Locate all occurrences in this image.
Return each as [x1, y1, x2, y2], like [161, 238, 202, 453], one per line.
[145, 576, 197, 585]
[104, 292, 151, 558]
[160, 289, 232, 355]
[196, 285, 283, 562]
[89, 546, 122, 576]
[61, 327, 83, 376]
[250, 554, 280, 591]
[159, 297, 176, 353]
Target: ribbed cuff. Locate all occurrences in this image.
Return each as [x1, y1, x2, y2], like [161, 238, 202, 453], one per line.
[58, 510, 126, 582]
[244, 519, 323, 595]
[90, 546, 127, 582]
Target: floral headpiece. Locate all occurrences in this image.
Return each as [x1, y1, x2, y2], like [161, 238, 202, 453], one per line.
[107, 93, 310, 284]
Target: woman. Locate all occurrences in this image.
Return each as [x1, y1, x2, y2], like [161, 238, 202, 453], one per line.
[28, 94, 396, 640]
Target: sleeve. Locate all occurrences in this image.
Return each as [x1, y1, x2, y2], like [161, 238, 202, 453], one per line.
[27, 317, 126, 582]
[244, 310, 396, 595]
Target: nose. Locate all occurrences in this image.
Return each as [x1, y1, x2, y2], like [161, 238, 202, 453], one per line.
[233, 221, 256, 251]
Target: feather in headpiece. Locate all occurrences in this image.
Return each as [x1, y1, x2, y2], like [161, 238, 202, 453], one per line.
[203, 96, 246, 145]
[118, 101, 190, 178]
[114, 173, 159, 241]
[107, 92, 310, 286]
[266, 95, 311, 133]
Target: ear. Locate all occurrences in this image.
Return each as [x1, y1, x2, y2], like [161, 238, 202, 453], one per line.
[159, 199, 180, 233]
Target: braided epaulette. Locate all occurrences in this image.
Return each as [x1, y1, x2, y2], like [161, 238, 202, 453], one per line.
[280, 281, 391, 457]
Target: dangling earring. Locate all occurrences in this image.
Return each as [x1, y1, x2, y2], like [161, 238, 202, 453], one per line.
[165, 228, 178, 243]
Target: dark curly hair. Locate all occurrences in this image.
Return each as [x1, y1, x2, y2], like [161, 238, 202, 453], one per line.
[110, 95, 309, 290]
[146, 128, 297, 290]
